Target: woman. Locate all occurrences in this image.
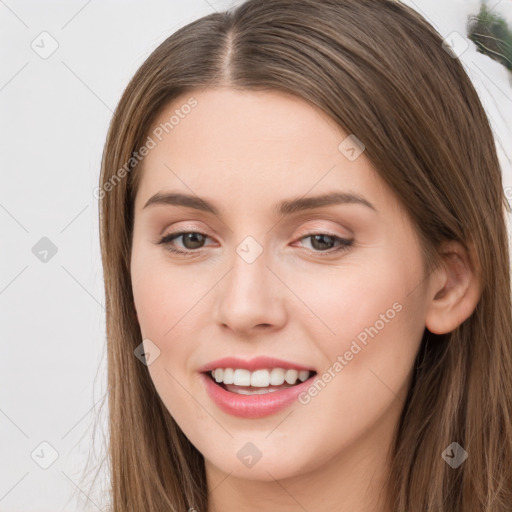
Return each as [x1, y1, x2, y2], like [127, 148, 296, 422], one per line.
[96, 0, 512, 510]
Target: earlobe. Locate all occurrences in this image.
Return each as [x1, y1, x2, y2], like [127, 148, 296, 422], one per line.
[424, 240, 482, 335]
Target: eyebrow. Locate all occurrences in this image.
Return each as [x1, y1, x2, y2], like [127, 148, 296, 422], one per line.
[143, 191, 377, 216]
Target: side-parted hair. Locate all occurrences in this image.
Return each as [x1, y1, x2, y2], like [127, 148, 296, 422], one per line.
[95, 1, 512, 510]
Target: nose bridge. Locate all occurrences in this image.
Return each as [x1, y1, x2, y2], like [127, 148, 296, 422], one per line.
[233, 236, 268, 291]
[214, 233, 286, 332]
[225, 235, 272, 305]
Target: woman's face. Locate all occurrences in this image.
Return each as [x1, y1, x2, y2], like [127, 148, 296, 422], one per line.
[130, 87, 433, 483]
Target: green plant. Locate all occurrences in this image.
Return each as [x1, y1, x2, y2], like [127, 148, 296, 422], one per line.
[468, 3, 512, 70]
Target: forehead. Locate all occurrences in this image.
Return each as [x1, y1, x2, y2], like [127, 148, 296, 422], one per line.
[133, 87, 387, 215]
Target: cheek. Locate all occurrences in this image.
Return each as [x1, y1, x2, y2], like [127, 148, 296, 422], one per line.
[290, 252, 426, 383]
[131, 249, 210, 340]
[131, 258, 207, 422]
[292, 256, 417, 339]
[131, 256, 218, 415]
[286, 267, 425, 458]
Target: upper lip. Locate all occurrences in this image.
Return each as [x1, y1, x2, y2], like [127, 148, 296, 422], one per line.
[198, 356, 316, 373]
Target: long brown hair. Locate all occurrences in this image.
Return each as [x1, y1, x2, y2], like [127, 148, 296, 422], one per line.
[93, 0, 512, 510]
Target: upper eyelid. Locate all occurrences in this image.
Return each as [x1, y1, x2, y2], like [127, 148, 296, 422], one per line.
[162, 219, 352, 240]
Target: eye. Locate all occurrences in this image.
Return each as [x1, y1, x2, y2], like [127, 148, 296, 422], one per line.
[295, 233, 353, 255]
[155, 230, 354, 257]
[156, 231, 213, 255]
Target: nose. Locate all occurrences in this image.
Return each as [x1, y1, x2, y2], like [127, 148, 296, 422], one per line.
[214, 244, 287, 336]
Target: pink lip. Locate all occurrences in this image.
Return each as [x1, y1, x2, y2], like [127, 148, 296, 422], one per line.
[198, 356, 315, 373]
[199, 372, 315, 419]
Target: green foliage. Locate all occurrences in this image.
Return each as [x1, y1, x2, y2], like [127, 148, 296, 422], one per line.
[467, 3, 512, 70]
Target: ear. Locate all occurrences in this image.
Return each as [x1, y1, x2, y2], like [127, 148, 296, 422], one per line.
[424, 240, 482, 335]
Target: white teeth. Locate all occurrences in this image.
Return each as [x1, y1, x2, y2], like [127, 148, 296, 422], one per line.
[285, 369, 298, 385]
[298, 370, 309, 382]
[209, 367, 312, 387]
[233, 369, 251, 386]
[251, 369, 270, 387]
[270, 368, 285, 385]
[223, 368, 234, 384]
[234, 387, 280, 395]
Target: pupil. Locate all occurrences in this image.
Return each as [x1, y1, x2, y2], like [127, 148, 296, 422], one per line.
[184, 233, 205, 249]
[311, 234, 334, 250]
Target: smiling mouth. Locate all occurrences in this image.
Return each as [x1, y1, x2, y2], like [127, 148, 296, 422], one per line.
[205, 368, 317, 395]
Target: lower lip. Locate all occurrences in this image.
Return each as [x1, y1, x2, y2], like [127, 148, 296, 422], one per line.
[200, 372, 314, 419]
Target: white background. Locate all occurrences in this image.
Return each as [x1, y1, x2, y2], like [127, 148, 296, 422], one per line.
[1, 1, 511, 511]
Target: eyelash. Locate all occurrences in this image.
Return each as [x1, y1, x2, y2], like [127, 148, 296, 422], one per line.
[155, 230, 353, 257]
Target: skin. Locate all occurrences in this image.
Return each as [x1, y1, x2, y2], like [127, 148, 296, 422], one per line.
[130, 87, 481, 512]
